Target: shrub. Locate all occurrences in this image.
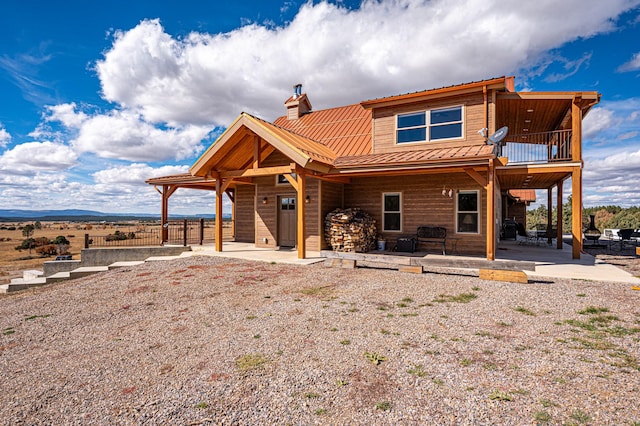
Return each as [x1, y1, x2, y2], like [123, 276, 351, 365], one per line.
[36, 245, 58, 256]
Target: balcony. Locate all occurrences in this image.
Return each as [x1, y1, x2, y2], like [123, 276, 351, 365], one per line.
[498, 129, 573, 165]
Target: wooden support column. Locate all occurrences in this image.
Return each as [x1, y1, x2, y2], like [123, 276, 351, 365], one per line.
[571, 97, 583, 259]
[571, 166, 582, 259]
[161, 186, 169, 243]
[486, 159, 495, 261]
[556, 182, 563, 249]
[215, 176, 223, 252]
[296, 170, 306, 259]
[547, 188, 553, 245]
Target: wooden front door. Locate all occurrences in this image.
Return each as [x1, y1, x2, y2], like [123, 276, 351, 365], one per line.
[278, 196, 297, 247]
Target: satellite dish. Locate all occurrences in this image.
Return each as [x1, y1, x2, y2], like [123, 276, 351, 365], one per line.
[488, 126, 508, 145]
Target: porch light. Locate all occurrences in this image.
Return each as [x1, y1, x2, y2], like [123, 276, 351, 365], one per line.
[305, 195, 310, 204]
[442, 186, 454, 198]
[262, 196, 268, 204]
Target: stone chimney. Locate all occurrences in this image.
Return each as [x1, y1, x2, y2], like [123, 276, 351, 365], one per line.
[284, 83, 312, 120]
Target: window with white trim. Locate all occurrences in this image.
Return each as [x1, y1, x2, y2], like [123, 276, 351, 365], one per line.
[457, 190, 479, 234]
[383, 192, 402, 231]
[397, 106, 463, 144]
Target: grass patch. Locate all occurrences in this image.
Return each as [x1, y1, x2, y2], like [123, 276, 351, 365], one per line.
[24, 314, 51, 321]
[578, 306, 609, 315]
[335, 379, 348, 387]
[375, 401, 391, 411]
[195, 402, 209, 409]
[460, 358, 472, 366]
[299, 285, 336, 298]
[488, 390, 513, 401]
[364, 351, 387, 365]
[534, 411, 550, 423]
[433, 292, 477, 304]
[314, 408, 327, 415]
[569, 409, 590, 424]
[407, 364, 427, 377]
[3, 327, 15, 335]
[514, 306, 536, 316]
[305, 392, 321, 399]
[235, 353, 268, 372]
[340, 339, 351, 345]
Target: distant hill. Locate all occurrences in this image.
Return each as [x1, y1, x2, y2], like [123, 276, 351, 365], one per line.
[0, 209, 222, 222]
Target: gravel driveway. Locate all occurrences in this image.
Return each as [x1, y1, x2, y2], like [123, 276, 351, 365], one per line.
[1, 256, 639, 425]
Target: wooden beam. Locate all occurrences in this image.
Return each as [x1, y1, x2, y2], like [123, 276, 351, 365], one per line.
[479, 268, 528, 284]
[556, 181, 563, 249]
[309, 174, 352, 184]
[225, 188, 235, 203]
[296, 169, 306, 259]
[465, 167, 488, 188]
[215, 178, 223, 252]
[571, 166, 582, 259]
[572, 97, 583, 163]
[253, 135, 261, 169]
[283, 173, 299, 191]
[220, 163, 296, 178]
[486, 160, 495, 261]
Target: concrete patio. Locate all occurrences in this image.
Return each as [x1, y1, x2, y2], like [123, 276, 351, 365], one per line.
[190, 240, 640, 285]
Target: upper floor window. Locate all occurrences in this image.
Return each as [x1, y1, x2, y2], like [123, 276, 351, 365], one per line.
[397, 106, 463, 144]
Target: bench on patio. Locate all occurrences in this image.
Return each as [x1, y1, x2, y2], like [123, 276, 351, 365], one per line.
[416, 226, 447, 255]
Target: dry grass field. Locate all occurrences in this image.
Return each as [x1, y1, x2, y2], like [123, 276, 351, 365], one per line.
[0, 222, 157, 283]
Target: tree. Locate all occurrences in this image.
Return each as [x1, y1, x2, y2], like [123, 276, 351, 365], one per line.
[22, 224, 35, 239]
[14, 238, 37, 254]
[52, 235, 71, 255]
[34, 221, 42, 230]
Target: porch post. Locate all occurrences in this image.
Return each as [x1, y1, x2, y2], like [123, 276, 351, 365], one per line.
[571, 97, 583, 259]
[486, 159, 495, 261]
[571, 167, 582, 259]
[215, 177, 223, 252]
[296, 170, 306, 259]
[161, 186, 169, 243]
[556, 182, 563, 249]
[547, 188, 553, 245]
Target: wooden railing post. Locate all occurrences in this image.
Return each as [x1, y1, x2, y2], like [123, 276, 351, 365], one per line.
[183, 219, 188, 247]
[199, 218, 204, 245]
[84, 233, 89, 249]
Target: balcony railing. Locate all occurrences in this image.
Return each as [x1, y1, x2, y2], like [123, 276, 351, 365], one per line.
[498, 129, 573, 165]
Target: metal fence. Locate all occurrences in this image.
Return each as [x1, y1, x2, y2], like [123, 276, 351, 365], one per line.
[85, 219, 233, 248]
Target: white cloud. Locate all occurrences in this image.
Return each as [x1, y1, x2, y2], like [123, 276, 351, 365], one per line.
[582, 107, 616, 139]
[0, 141, 78, 175]
[92, 163, 189, 185]
[45, 105, 211, 162]
[0, 125, 11, 148]
[618, 51, 640, 72]
[95, 0, 638, 126]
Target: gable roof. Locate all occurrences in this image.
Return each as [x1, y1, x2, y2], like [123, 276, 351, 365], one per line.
[190, 112, 338, 177]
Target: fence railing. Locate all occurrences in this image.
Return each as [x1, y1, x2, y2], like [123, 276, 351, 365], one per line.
[85, 219, 234, 248]
[498, 129, 572, 165]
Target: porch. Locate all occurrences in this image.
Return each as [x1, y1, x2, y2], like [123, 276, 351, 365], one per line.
[189, 241, 640, 284]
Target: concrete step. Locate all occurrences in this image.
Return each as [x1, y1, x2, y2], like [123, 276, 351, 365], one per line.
[144, 255, 183, 262]
[46, 271, 71, 283]
[23, 269, 44, 280]
[68, 266, 109, 280]
[108, 261, 145, 270]
[0, 278, 48, 293]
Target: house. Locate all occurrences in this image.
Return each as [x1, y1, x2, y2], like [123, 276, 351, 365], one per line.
[146, 77, 600, 260]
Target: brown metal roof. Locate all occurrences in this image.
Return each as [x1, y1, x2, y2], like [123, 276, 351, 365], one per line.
[334, 144, 496, 169]
[273, 104, 372, 157]
[146, 173, 213, 185]
[508, 189, 536, 203]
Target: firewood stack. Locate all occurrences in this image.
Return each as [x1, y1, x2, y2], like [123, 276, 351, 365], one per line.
[325, 208, 377, 252]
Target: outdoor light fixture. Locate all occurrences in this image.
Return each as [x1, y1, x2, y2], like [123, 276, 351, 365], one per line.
[305, 195, 310, 204]
[442, 186, 454, 198]
[262, 196, 268, 204]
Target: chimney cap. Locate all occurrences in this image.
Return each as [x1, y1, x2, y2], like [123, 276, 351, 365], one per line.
[293, 83, 302, 98]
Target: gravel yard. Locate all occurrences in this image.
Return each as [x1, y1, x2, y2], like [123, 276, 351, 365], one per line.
[1, 256, 639, 425]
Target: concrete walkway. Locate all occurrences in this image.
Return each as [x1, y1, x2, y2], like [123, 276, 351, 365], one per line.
[191, 241, 640, 285]
[496, 240, 640, 284]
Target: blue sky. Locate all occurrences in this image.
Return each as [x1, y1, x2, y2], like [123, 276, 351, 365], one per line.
[1, 0, 639, 215]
